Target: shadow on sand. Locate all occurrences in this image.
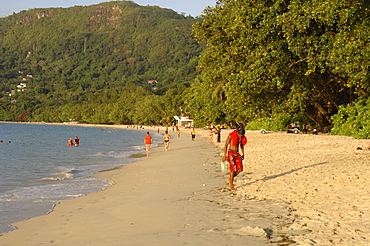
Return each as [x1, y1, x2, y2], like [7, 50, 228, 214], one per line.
[239, 162, 329, 188]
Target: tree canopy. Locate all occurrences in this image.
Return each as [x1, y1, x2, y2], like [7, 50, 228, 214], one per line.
[187, 0, 370, 129]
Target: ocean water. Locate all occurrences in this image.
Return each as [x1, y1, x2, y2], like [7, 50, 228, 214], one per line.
[0, 123, 161, 234]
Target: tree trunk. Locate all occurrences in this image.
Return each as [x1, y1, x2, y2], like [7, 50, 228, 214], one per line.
[304, 105, 332, 131]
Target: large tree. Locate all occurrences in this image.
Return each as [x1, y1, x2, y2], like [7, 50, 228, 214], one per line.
[189, 0, 370, 128]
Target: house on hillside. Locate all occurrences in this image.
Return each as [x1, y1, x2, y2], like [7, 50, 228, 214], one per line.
[147, 80, 158, 85]
[16, 83, 27, 92]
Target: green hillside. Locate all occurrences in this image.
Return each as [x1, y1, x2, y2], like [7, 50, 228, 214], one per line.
[0, 1, 203, 124]
[2, 0, 369, 138]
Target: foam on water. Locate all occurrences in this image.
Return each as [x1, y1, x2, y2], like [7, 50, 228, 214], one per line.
[38, 168, 76, 181]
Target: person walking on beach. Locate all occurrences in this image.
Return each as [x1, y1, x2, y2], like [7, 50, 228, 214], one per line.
[74, 136, 80, 146]
[144, 132, 153, 156]
[191, 128, 196, 141]
[163, 131, 170, 152]
[222, 128, 247, 190]
[209, 128, 213, 144]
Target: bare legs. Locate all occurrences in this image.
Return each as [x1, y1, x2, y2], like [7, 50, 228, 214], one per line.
[145, 144, 150, 156]
[228, 170, 242, 190]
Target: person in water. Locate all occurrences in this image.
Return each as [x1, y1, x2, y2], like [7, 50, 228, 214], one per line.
[67, 137, 74, 146]
[222, 127, 247, 190]
[74, 136, 80, 146]
[163, 131, 170, 152]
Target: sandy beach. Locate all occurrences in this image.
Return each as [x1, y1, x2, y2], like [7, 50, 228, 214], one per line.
[0, 125, 369, 245]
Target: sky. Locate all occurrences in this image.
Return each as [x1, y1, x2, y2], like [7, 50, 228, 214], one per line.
[0, 0, 217, 18]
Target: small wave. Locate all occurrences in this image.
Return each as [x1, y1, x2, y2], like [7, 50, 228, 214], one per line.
[97, 150, 144, 159]
[92, 152, 104, 156]
[132, 145, 145, 150]
[38, 168, 75, 182]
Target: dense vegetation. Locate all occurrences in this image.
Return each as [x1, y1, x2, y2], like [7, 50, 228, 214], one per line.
[0, 0, 369, 138]
[330, 99, 370, 138]
[0, 1, 202, 125]
[187, 0, 370, 137]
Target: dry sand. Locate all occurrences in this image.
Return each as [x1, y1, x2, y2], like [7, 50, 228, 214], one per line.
[0, 125, 369, 245]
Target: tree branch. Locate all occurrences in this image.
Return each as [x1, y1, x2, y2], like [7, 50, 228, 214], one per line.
[289, 57, 311, 68]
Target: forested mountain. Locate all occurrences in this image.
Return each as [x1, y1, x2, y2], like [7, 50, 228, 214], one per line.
[1, 0, 369, 138]
[0, 1, 203, 124]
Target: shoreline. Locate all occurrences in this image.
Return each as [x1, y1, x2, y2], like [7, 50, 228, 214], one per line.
[0, 122, 156, 235]
[0, 123, 369, 245]
[0, 125, 271, 245]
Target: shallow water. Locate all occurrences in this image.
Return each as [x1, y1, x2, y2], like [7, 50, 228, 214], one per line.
[0, 123, 161, 234]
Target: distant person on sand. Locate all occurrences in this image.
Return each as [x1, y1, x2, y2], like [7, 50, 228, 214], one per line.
[214, 127, 221, 143]
[67, 137, 74, 146]
[191, 128, 196, 141]
[222, 128, 247, 190]
[144, 132, 153, 156]
[74, 136, 80, 146]
[163, 131, 170, 152]
[177, 128, 180, 138]
[209, 128, 213, 144]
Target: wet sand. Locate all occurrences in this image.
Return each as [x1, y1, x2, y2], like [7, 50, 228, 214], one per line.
[0, 124, 369, 245]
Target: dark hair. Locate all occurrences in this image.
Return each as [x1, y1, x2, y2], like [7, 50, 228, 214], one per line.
[237, 127, 245, 136]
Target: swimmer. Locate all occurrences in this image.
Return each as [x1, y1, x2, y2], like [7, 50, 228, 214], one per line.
[67, 137, 74, 146]
[74, 136, 80, 146]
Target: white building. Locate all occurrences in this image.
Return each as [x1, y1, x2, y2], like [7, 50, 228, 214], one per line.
[173, 116, 193, 128]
